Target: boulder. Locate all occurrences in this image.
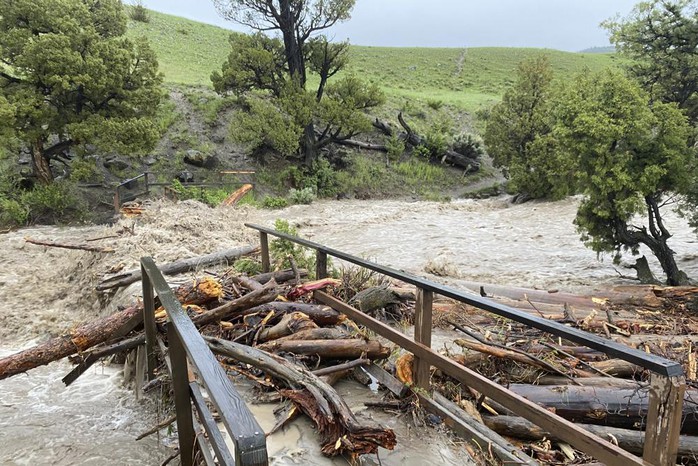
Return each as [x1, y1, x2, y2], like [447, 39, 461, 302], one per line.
[184, 149, 216, 168]
[103, 155, 130, 171]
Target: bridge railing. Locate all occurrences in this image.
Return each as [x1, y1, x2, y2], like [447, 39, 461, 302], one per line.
[246, 222, 685, 466]
[140, 256, 268, 466]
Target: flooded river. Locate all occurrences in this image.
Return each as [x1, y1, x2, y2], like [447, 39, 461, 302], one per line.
[1, 196, 696, 464]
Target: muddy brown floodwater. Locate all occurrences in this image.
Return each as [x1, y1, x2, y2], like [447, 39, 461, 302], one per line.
[0, 196, 696, 465]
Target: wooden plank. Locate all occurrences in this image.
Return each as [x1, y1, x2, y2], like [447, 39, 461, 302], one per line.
[141, 257, 268, 466]
[259, 232, 270, 273]
[190, 382, 236, 466]
[168, 324, 196, 466]
[362, 363, 409, 398]
[245, 223, 682, 377]
[643, 374, 686, 466]
[424, 392, 538, 465]
[316, 250, 328, 279]
[314, 291, 648, 466]
[414, 287, 433, 390]
[141, 266, 158, 381]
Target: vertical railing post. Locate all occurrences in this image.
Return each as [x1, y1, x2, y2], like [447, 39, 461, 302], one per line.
[260, 232, 270, 273]
[413, 287, 433, 390]
[316, 250, 328, 279]
[141, 263, 158, 381]
[168, 324, 196, 466]
[643, 373, 686, 466]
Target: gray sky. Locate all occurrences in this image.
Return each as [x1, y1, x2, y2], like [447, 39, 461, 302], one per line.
[141, 0, 641, 51]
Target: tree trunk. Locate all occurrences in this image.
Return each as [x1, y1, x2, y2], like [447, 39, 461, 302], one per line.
[303, 123, 319, 165]
[257, 339, 391, 360]
[31, 139, 53, 185]
[0, 305, 142, 380]
[205, 336, 396, 457]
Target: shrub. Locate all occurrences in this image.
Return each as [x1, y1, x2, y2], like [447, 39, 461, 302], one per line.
[169, 180, 230, 207]
[423, 130, 448, 158]
[129, 1, 150, 23]
[452, 132, 486, 159]
[261, 196, 289, 209]
[427, 99, 444, 110]
[288, 187, 316, 205]
[0, 197, 28, 227]
[70, 157, 102, 182]
[233, 257, 262, 275]
[21, 181, 87, 224]
[385, 134, 405, 162]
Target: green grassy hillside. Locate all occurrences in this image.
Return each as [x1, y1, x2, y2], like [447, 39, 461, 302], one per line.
[127, 9, 619, 111]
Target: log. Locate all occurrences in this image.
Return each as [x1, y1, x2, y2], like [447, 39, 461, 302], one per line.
[349, 285, 405, 312]
[205, 336, 396, 457]
[0, 305, 142, 380]
[221, 183, 253, 207]
[243, 302, 343, 326]
[25, 237, 114, 253]
[96, 245, 258, 290]
[257, 312, 319, 342]
[483, 415, 698, 457]
[251, 268, 308, 285]
[273, 327, 351, 342]
[174, 276, 223, 305]
[506, 384, 698, 434]
[257, 339, 391, 360]
[535, 376, 646, 389]
[192, 280, 280, 326]
[63, 333, 146, 386]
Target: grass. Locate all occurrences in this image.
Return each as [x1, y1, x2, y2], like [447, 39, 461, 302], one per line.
[127, 9, 620, 112]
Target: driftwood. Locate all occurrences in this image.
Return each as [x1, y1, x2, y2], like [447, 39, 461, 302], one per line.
[96, 244, 258, 290]
[251, 268, 308, 285]
[257, 312, 318, 342]
[0, 305, 142, 380]
[274, 327, 352, 342]
[220, 183, 253, 207]
[205, 336, 396, 457]
[25, 237, 114, 253]
[243, 302, 343, 326]
[483, 415, 698, 457]
[192, 280, 280, 326]
[506, 384, 698, 434]
[63, 333, 146, 386]
[257, 339, 391, 360]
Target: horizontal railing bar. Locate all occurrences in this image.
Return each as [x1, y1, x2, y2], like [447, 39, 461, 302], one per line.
[245, 223, 682, 377]
[190, 382, 236, 466]
[141, 257, 268, 466]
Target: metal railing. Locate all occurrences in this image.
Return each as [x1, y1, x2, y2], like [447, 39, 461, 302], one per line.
[140, 257, 268, 466]
[246, 222, 686, 466]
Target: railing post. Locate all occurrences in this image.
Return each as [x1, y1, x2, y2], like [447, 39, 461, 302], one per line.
[141, 264, 158, 381]
[413, 287, 433, 390]
[169, 324, 196, 466]
[643, 373, 686, 466]
[316, 250, 328, 279]
[259, 232, 270, 273]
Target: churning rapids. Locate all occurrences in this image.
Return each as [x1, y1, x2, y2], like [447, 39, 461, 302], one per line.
[1, 196, 696, 465]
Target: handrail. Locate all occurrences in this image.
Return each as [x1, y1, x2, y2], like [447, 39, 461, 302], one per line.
[245, 223, 681, 377]
[141, 257, 268, 466]
[245, 223, 687, 466]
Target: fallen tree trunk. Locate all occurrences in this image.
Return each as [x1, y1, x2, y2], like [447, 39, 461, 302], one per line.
[257, 339, 391, 360]
[205, 336, 396, 457]
[483, 415, 698, 457]
[506, 384, 698, 434]
[192, 280, 280, 326]
[96, 245, 258, 290]
[251, 269, 308, 285]
[25, 237, 114, 253]
[0, 305, 142, 380]
[257, 312, 319, 342]
[274, 327, 353, 342]
[243, 302, 343, 326]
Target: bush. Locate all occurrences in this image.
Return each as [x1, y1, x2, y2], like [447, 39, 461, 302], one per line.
[0, 197, 28, 227]
[261, 196, 289, 209]
[129, 1, 150, 23]
[452, 132, 486, 159]
[169, 180, 230, 207]
[385, 134, 405, 162]
[288, 187, 316, 205]
[423, 130, 448, 158]
[70, 157, 102, 182]
[285, 158, 340, 198]
[427, 99, 444, 110]
[233, 257, 262, 275]
[21, 181, 87, 224]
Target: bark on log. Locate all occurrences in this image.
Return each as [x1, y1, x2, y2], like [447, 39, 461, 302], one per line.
[483, 415, 698, 457]
[243, 302, 343, 326]
[274, 327, 353, 342]
[192, 280, 280, 326]
[174, 276, 224, 305]
[251, 269, 308, 285]
[535, 376, 646, 389]
[205, 337, 396, 457]
[506, 384, 698, 434]
[221, 183, 253, 207]
[257, 339, 391, 360]
[97, 245, 258, 290]
[257, 312, 319, 342]
[0, 305, 142, 380]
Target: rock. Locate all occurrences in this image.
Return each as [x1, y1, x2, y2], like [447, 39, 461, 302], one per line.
[177, 171, 194, 183]
[184, 149, 216, 168]
[18, 154, 31, 165]
[103, 155, 130, 171]
[143, 156, 157, 166]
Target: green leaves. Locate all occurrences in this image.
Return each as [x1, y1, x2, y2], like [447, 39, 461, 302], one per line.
[0, 0, 163, 183]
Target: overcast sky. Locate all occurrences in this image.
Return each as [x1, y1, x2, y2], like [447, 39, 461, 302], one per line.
[140, 0, 641, 51]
